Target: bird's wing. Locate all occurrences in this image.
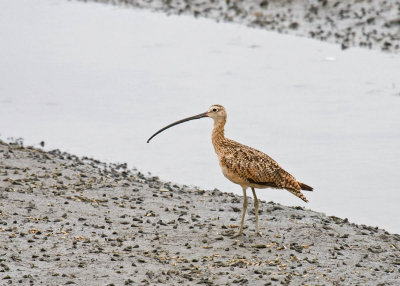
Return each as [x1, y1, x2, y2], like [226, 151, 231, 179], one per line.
[221, 144, 295, 188]
[220, 140, 309, 202]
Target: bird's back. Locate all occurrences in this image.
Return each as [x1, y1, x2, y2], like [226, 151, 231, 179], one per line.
[215, 138, 311, 202]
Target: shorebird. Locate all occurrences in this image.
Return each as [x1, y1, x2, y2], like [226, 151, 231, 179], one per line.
[147, 104, 313, 236]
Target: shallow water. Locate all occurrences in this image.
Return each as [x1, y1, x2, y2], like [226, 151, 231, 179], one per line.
[1, 0, 399, 233]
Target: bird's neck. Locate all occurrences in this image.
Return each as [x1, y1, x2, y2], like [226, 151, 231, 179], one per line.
[212, 118, 226, 153]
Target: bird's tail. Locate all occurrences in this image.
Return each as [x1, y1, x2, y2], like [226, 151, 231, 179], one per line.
[287, 188, 309, 203]
[299, 182, 313, 191]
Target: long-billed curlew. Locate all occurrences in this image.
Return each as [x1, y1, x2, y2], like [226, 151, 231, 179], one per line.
[147, 104, 313, 236]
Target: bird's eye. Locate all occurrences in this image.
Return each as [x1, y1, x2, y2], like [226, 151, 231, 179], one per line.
[213, 108, 217, 112]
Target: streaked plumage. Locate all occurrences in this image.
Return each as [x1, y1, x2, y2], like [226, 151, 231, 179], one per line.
[147, 104, 313, 236]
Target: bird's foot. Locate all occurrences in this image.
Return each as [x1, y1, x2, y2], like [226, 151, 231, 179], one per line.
[249, 231, 262, 237]
[232, 231, 244, 238]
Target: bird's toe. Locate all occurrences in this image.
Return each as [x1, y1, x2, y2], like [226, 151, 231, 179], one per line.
[232, 232, 244, 238]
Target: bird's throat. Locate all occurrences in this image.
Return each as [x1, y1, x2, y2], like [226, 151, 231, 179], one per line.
[212, 118, 226, 152]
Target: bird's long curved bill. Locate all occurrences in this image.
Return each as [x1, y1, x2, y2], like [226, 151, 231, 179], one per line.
[147, 112, 209, 143]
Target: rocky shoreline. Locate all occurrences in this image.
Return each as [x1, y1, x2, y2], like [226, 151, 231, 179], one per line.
[0, 140, 399, 285]
[80, 0, 400, 53]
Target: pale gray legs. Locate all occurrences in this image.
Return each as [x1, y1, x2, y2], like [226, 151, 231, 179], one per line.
[251, 187, 261, 236]
[235, 187, 261, 237]
[236, 186, 248, 236]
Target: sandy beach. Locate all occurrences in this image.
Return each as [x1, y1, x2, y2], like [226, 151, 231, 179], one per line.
[1, 0, 400, 284]
[1, 140, 399, 285]
[84, 0, 400, 53]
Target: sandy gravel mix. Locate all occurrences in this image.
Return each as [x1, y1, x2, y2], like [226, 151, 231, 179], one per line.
[82, 0, 400, 53]
[0, 140, 399, 285]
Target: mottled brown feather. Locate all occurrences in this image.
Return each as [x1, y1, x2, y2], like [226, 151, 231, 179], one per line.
[299, 182, 313, 191]
[212, 113, 311, 203]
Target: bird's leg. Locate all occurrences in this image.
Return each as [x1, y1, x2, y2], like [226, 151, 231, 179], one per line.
[234, 187, 248, 237]
[251, 187, 261, 236]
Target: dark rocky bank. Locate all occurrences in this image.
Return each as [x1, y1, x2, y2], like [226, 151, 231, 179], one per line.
[0, 140, 399, 285]
[79, 0, 400, 53]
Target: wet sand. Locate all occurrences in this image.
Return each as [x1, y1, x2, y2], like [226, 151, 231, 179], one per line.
[82, 0, 400, 53]
[0, 140, 399, 285]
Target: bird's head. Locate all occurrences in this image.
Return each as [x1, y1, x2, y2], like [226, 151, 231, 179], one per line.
[147, 104, 226, 143]
[206, 104, 226, 121]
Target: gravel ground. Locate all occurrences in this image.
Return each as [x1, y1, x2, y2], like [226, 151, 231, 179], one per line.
[0, 140, 399, 285]
[80, 0, 400, 53]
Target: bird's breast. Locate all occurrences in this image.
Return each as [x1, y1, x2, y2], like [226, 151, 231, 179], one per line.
[219, 160, 246, 186]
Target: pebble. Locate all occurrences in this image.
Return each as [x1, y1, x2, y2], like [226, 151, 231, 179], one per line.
[84, 0, 400, 53]
[0, 139, 399, 285]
